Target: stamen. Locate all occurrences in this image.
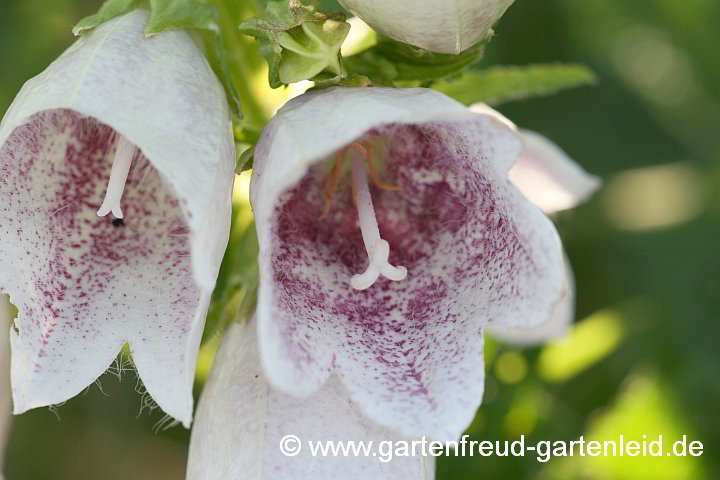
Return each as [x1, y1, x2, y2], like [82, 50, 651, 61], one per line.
[322, 143, 402, 219]
[97, 134, 136, 219]
[348, 143, 407, 290]
[364, 144, 402, 192]
[321, 154, 344, 218]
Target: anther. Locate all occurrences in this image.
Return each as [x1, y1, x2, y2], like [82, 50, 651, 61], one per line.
[97, 134, 136, 219]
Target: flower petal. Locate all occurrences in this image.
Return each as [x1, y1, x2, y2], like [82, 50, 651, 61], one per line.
[251, 87, 566, 439]
[0, 10, 233, 426]
[509, 130, 601, 214]
[188, 319, 434, 480]
[337, 0, 515, 54]
[487, 253, 574, 345]
[0, 295, 11, 475]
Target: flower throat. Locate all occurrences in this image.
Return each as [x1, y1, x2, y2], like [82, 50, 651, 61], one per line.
[323, 142, 407, 291]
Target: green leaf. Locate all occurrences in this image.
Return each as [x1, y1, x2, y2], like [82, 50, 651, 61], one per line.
[344, 35, 486, 85]
[432, 64, 597, 106]
[145, 0, 218, 34]
[203, 210, 259, 343]
[239, 0, 349, 88]
[73, 0, 141, 35]
[236, 144, 254, 173]
[74, 0, 219, 36]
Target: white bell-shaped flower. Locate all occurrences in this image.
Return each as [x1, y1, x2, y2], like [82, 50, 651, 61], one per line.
[250, 86, 572, 440]
[338, 0, 516, 54]
[0, 10, 235, 427]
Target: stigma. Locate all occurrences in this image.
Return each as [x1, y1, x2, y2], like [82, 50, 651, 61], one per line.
[97, 134, 136, 219]
[347, 143, 407, 290]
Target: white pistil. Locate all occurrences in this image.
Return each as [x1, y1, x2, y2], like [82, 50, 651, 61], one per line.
[97, 134, 136, 219]
[349, 147, 407, 290]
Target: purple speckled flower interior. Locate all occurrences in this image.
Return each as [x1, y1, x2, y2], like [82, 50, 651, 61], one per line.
[0, 109, 200, 415]
[262, 119, 564, 439]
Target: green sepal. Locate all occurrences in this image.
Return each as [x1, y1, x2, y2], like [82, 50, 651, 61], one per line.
[311, 72, 373, 89]
[74, 0, 218, 36]
[73, 0, 142, 35]
[432, 64, 597, 106]
[239, 0, 349, 88]
[145, 0, 218, 34]
[344, 35, 486, 85]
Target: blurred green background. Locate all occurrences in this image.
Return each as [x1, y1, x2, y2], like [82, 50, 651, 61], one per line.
[1, 0, 719, 479]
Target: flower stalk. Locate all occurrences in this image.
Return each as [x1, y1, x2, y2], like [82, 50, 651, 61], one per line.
[211, 0, 268, 128]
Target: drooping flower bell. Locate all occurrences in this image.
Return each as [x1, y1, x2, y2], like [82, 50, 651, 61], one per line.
[188, 318, 434, 480]
[187, 91, 599, 478]
[0, 10, 235, 426]
[337, 0, 515, 54]
[250, 86, 573, 440]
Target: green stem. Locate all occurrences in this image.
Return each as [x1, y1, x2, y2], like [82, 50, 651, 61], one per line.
[214, 0, 268, 129]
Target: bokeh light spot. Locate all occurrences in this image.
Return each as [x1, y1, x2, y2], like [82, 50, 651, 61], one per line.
[503, 389, 547, 438]
[603, 162, 702, 231]
[538, 309, 624, 383]
[495, 351, 528, 385]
